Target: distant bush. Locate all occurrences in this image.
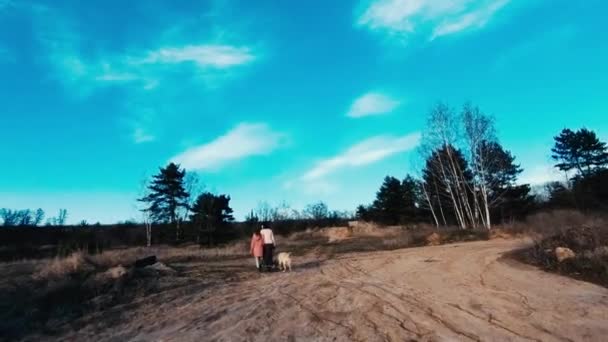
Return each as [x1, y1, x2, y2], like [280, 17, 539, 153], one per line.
[515, 217, 608, 287]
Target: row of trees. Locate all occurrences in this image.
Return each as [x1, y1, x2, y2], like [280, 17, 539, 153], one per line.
[358, 103, 533, 229]
[5, 103, 605, 247]
[137, 162, 352, 244]
[356, 176, 421, 225]
[358, 103, 608, 229]
[545, 128, 608, 210]
[0, 208, 68, 226]
[246, 201, 350, 223]
[137, 163, 235, 245]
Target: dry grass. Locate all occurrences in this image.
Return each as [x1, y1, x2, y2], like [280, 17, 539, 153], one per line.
[33, 252, 90, 281]
[29, 221, 498, 282]
[1, 218, 534, 340]
[30, 241, 249, 284]
[497, 210, 602, 238]
[510, 211, 608, 287]
[1, 240, 253, 340]
[382, 233, 412, 248]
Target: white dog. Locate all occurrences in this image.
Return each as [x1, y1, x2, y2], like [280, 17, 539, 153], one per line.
[277, 252, 292, 272]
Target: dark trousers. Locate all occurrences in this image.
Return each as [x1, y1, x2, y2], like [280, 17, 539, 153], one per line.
[263, 244, 274, 269]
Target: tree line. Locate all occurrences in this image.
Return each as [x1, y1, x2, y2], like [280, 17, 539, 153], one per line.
[136, 163, 351, 245]
[0, 208, 68, 227]
[3, 101, 606, 251]
[544, 128, 608, 210]
[356, 103, 608, 228]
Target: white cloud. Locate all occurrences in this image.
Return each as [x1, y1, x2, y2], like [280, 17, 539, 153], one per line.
[302, 132, 421, 181]
[125, 106, 159, 144]
[45, 44, 255, 92]
[347, 92, 400, 118]
[283, 179, 337, 196]
[519, 163, 565, 185]
[133, 127, 155, 144]
[25, 4, 255, 95]
[431, 0, 509, 40]
[93, 62, 138, 82]
[143, 45, 254, 69]
[358, 0, 510, 40]
[171, 123, 285, 171]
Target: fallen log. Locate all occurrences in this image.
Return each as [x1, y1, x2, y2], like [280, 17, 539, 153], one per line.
[134, 255, 157, 268]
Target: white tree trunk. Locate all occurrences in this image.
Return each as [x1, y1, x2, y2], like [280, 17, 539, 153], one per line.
[421, 183, 440, 228]
[436, 154, 467, 229]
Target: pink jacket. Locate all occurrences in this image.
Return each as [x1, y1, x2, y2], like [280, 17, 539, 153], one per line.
[250, 234, 264, 257]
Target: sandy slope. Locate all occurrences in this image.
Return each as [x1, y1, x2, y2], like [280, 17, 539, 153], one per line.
[59, 239, 608, 342]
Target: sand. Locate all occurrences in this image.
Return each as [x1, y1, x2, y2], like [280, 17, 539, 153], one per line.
[56, 238, 608, 341]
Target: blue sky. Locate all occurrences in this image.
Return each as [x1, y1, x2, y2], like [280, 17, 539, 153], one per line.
[1, 0, 607, 223]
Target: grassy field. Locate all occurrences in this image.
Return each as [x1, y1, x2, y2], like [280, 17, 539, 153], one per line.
[1, 211, 607, 340]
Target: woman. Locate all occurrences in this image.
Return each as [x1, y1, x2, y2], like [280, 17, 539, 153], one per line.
[260, 224, 276, 271]
[250, 228, 264, 271]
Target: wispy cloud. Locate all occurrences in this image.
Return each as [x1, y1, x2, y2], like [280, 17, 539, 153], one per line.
[45, 44, 255, 93]
[124, 106, 159, 144]
[302, 132, 421, 181]
[431, 0, 509, 40]
[142, 45, 254, 69]
[347, 92, 400, 118]
[133, 127, 155, 144]
[93, 62, 139, 82]
[358, 0, 510, 40]
[171, 123, 285, 171]
[22, 3, 259, 145]
[519, 163, 565, 185]
[25, 4, 256, 93]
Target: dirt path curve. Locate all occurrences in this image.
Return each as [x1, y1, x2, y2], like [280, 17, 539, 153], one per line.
[64, 239, 608, 342]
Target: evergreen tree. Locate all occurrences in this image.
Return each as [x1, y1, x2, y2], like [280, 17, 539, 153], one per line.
[190, 192, 234, 245]
[355, 204, 372, 221]
[401, 175, 421, 222]
[481, 141, 533, 219]
[545, 181, 575, 209]
[369, 175, 421, 225]
[551, 128, 608, 178]
[139, 163, 190, 240]
[572, 169, 608, 210]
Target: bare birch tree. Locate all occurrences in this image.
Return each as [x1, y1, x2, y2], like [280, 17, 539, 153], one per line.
[137, 177, 153, 247]
[420, 103, 476, 229]
[462, 103, 496, 229]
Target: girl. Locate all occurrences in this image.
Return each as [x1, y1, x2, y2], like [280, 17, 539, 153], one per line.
[250, 228, 264, 271]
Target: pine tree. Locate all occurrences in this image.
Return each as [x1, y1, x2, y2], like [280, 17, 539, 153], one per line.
[401, 175, 421, 222]
[480, 141, 534, 222]
[551, 128, 608, 178]
[139, 163, 190, 240]
[190, 192, 234, 245]
[355, 204, 372, 221]
[372, 176, 402, 225]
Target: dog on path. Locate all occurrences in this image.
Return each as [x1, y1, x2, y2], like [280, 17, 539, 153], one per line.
[277, 252, 292, 272]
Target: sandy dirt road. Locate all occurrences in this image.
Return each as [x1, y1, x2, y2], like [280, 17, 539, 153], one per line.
[61, 239, 608, 342]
